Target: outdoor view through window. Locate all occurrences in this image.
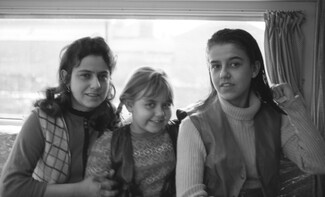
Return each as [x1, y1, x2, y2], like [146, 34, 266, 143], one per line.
[0, 19, 265, 134]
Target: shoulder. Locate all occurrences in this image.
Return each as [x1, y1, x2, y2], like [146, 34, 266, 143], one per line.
[179, 117, 196, 131]
[20, 108, 43, 134]
[13, 109, 45, 150]
[96, 130, 114, 145]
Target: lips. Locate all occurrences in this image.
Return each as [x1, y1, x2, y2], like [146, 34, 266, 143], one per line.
[151, 119, 165, 123]
[85, 93, 101, 97]
[220, 82, 234, 87]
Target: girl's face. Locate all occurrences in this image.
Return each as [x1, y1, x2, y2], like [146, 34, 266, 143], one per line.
[127, 91, 172, 134]
[208, 43, 260, 107]
[64, 55, 111, 112]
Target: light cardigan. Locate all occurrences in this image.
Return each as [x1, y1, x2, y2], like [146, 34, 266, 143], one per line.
[176, 93, 325, 197]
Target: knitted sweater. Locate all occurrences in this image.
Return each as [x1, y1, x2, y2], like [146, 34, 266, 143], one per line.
[176, 93, 325, 197]
[86, 125, 176, 197]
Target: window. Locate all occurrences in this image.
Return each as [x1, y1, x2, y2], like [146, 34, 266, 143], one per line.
[0, 19, 265, 133]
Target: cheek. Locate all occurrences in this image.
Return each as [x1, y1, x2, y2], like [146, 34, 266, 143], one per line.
[210, 72, 220, 89]
[238, 71, 252, 84]
[236, 75, 252, 92]
[165, 109, 172, 119]
[101, 82, 110, 92]
[70, 81, 82, 94]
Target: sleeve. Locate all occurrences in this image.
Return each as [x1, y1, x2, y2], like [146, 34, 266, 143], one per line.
[176, 117, 208, 197]
[85, 131, 113, 177]
[0, 111, 47, 197]
[280, 96, 325, 174]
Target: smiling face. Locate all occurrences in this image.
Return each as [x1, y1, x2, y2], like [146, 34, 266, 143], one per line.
[127, 90, 172, 135]
[63, 55, 110, 112]
[208, 43, 260, 107]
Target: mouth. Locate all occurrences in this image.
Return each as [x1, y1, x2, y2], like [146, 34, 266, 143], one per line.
[220, 82, 234, 87]
[85, 93, 101, 97]
[150, 119, 165, 124]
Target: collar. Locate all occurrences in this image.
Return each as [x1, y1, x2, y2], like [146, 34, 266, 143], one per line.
[218, 92, 261, 121]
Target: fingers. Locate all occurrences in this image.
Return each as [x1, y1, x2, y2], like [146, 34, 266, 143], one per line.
[107, 169, 115, 178]
[271, 84, 283, 98]
[93, 169, 115, 181]
[100, 189, 119, 197]
[100, 179, 118, 190]
[97, 180, 119, 197]
[271, 83, 294, 103]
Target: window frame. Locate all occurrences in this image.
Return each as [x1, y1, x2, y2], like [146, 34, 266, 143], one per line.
[0, 0, 316, 129]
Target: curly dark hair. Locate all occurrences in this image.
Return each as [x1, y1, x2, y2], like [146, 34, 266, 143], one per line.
[34, 36, 120, 131]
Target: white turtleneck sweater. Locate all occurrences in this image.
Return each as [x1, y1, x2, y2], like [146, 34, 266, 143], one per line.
[176, 93, 325, 197]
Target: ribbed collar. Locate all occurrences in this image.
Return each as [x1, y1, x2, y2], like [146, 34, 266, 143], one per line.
[129, 124, 165, 140]
[67, 107, 94, 118]
[218, 92, 261, 121]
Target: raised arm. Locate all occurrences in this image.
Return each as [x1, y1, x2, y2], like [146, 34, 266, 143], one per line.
[272, 83, 325, 174]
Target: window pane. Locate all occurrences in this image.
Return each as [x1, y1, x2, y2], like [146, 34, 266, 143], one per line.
[0, 19, 265, 133]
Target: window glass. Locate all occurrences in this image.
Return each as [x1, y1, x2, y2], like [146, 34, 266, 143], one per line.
[0, 19, 265, 133]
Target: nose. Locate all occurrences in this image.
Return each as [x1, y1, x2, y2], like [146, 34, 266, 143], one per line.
[155, 106, 165, 117]
[219, 65, 230, 79]
[90, 76, 101, 89]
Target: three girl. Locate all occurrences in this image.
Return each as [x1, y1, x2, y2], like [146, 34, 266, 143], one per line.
[86, 66, 184, 197]
[2, 29, 324, 197]
[176, 28, 325, 197]
[0, 37, 120, 197]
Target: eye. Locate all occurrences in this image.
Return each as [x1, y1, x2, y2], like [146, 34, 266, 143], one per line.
[210, 63, 221, 70]
[230, 62, 240, 68]
[163, 102, 172, 109]
[80, 73, 91, 79]
[145, 102, 156, 109]
[98, 73, 109, 81]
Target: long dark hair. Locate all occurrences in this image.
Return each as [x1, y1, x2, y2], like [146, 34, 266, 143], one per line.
[34, 36, 120, 131]
[189, 28, 284, 114]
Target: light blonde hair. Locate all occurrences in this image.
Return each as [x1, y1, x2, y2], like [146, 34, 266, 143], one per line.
[116, 66, 174, 118]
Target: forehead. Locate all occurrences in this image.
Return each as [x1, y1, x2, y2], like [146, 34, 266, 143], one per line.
[137, 88, 171, 102]
[74, 55, 109, 72]
[208, 43, 248, 62]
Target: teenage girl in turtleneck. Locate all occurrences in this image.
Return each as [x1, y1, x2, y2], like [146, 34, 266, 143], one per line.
[0, 37, 120, 197]
[176, 29, 325, 197]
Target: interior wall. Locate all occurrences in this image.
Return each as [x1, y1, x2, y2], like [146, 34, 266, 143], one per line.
[0, 0, 317, 109]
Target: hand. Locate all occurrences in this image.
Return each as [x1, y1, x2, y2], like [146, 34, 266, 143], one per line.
[75, 172, 119, 197]
[94, 170, 119, 197]
[74, 176, 103, 197]
[271, 83, 295, 104]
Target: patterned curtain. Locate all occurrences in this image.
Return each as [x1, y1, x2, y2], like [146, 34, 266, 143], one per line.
[313, 0, 325, 196]
[264, 10, 304, 95]
[264, 10, 317, 197]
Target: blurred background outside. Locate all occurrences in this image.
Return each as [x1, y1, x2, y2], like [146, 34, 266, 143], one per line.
[0, 19, 265, 134]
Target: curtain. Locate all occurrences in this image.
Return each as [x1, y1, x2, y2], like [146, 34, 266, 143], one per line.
[312, 0, 325, 142]
[264, 10, 317, 197]
[264, 10, 304, 94]
[313, 0, 325, 196]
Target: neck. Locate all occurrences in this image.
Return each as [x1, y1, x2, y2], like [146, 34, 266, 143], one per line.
[68, 106, 95, 118]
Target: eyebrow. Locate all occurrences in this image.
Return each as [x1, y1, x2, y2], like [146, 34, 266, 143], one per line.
[210, 56, 244, 63]
[77, 70, 109, 74]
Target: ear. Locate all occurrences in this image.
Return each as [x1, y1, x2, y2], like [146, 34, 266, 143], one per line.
[60, 69, 69, 84]
[125, 101, 134, 113]
[251, 61, 261, 78]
